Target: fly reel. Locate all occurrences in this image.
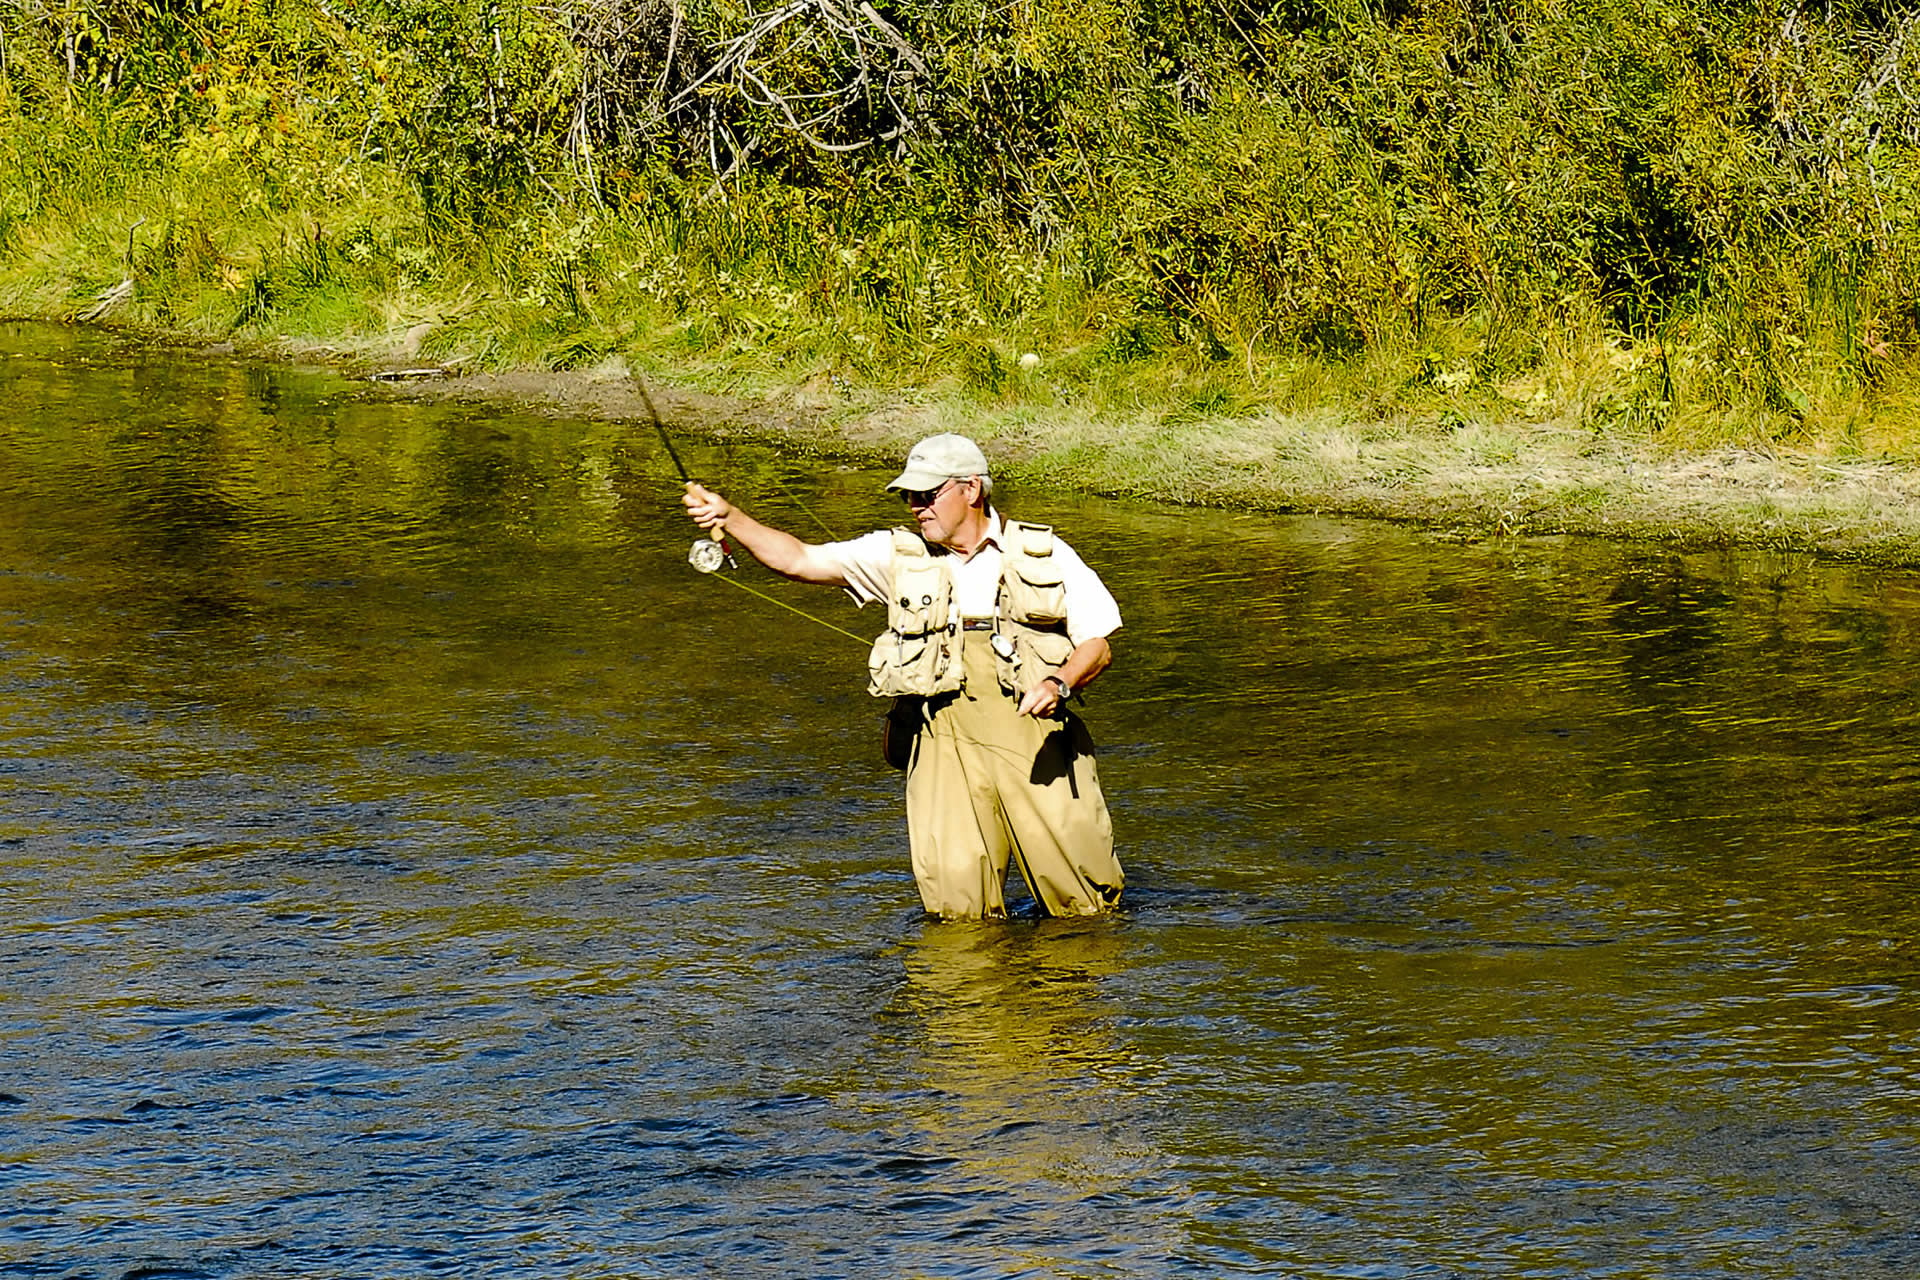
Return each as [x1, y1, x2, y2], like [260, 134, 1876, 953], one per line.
[687, 538, 727, 573]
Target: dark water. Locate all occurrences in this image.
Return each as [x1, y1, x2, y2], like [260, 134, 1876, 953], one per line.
[2, 322, 1916, 1278]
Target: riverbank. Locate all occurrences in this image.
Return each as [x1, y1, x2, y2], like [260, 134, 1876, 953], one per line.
[318, 338, 1920, 568]
[17, 313, 1920, 566]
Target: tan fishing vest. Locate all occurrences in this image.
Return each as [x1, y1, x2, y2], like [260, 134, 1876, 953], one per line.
[866, 521, 1076, 699]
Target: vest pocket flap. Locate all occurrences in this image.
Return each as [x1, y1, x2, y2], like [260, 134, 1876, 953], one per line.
[1001, 523, 1067, 624]
[1010, 551, 1063, 587]
[1026, 629, 1075, 667]
[868, 631, 926, 696]
[887, 556, 952, 635]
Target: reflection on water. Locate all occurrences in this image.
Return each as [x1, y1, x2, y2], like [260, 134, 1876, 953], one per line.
[2, 322, 1917, 1277]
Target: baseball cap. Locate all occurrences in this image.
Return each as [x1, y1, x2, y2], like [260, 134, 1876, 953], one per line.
[885, 433, 991, 491]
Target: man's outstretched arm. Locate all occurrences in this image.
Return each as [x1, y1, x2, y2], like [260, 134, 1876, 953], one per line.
[682, 482, 850, 587]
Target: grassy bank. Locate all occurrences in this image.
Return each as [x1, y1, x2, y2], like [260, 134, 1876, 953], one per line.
[9, 0, 1920, 561]
[368, 357, 1920, 567]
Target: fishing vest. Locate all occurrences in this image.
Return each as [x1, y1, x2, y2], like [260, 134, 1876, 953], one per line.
[865, 521, 1076, 700]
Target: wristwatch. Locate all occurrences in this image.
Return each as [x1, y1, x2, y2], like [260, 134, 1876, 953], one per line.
[1043, 675, 1071, 701]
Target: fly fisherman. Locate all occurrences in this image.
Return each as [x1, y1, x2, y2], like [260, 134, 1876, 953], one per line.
[682, 433, 1125, 920]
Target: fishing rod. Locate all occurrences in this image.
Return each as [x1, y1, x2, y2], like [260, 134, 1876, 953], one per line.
[634, 375, 869, 649]
[635, 377, 737, 572]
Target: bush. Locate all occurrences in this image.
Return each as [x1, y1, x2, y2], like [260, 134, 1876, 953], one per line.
[8, 0, 1920, 438]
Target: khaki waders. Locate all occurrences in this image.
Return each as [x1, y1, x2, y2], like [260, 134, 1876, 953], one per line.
[903, 629, 1124, 919]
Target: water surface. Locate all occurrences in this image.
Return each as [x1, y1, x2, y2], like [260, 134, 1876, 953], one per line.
[2, 323, 1916, 1277]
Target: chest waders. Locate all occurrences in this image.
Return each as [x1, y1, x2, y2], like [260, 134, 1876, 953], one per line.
[867, 523, 1123, 919]
[868, 523, 1076, 769]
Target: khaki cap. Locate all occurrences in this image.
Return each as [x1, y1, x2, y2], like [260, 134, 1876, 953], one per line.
[886, 434, 990, 491]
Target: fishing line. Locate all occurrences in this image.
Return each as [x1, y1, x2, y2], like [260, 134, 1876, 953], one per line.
[704, 572, 871, 648]
[709, 474, 868, 648]
[633, 374, 867, 649]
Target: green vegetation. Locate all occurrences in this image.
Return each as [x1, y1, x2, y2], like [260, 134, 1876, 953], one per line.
[8, 0, 1920, 503]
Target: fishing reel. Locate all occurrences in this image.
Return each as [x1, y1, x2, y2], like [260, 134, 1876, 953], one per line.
[687, 537, 727, 574]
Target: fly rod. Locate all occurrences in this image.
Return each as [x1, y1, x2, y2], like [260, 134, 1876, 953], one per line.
[635, 377, 737, 572]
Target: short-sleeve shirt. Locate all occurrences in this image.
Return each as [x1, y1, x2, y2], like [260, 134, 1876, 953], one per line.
[820, 510, 1121, 648]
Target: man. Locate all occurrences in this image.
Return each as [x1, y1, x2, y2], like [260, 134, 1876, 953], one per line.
[682, 433, 1124, 920]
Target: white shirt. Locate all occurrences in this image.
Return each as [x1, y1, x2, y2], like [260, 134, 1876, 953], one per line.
[820, 510, 1122, 648]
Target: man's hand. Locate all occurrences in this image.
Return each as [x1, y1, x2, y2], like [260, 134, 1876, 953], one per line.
[683, 481, 732, 532]
[1017, 638, 1111, 718]
[1017, 675, 1068, 719]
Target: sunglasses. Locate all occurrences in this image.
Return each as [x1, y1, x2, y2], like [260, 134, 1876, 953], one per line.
[899, 478, 962, 506]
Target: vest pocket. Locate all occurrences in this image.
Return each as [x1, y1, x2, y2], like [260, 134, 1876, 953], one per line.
[868, 628, 960, 697]
[993, 627, 1075, 698]
[887, 556, 952, 635]
[1000, 558, 1066, 626]
[1001, 522, 1068, 626]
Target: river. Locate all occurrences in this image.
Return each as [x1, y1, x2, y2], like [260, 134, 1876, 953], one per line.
[2, 321, 1915, 1277]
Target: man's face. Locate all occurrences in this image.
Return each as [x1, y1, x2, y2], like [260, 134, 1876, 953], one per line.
[903, 475, 978, 547]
